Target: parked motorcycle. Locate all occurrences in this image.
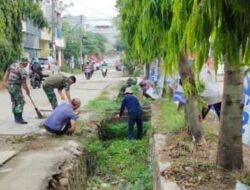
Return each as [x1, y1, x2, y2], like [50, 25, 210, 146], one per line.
[30, 72, 42, 89]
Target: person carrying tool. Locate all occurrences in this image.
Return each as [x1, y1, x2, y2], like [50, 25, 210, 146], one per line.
[44, 98, 81, 135]
[42, 74, 76, 109]
[2, 57, 30, 124]
[119, 87, 143, 140]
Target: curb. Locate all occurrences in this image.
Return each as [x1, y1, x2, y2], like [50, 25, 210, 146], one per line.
[152, 133, 180, 190]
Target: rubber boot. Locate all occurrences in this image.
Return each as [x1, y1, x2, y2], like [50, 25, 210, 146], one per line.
[14, 113, 18, 123]
[15, 113, 28, 124]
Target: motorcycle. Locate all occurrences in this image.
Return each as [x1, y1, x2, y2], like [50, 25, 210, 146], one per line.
[84, 71, 92, 80]
[101, 67, 108, 77]
[115, 64, 123, 71]
[30, 72, 42, 89]
[84, 65, 94, 80]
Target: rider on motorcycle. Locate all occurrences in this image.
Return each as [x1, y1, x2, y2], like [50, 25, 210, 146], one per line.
[31, 59, 43, 80]
[101, 61, 108, 70]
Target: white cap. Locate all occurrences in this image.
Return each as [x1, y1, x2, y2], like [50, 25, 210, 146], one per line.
[125, 87, 133, 94]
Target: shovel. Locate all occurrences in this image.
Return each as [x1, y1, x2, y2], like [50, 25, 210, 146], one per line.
[28, 95, 43, 119]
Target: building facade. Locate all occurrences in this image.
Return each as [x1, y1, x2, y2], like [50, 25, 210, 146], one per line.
[23, 0, 65, 65]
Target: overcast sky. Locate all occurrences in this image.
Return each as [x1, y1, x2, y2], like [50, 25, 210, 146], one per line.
[63, 0, 118, 19]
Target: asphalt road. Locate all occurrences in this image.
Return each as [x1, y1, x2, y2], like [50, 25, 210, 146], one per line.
[0, 60, 123, 135]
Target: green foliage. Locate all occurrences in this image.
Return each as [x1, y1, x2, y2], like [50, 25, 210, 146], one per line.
[240, 171, 250, 186]
[185, 0, 250, 68]
[156, 100, 185, 133]
[62, 21, 80, 60]
[118, 0, 250, 81]
[59, 64, 82, 74]
[103, 122, 128, 140]
[121, 56, 136, 75]
[62, 21, 107, 62]
[117, 0, 170, 65]
[83, 32, 107, 56]
[0, 0, 48, 78]
[82, 122, 152, 190]
[103, 122, 151, 140]
[114, 38, 126, 52]
[87, 96, 120, 118]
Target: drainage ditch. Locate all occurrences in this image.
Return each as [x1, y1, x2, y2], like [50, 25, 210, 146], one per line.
[47, 106, 152, 190]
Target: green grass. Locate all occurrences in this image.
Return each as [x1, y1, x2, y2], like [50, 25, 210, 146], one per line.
[80, 89, 153, 189]
[60, 64, 82, 74]
[156, 100, 185, 133]
[80, 122, 152, 190]
[102, 122, 151, 140]
[240, 171, 250, 186]
[86, 96, 120, 119]
[87, 97, 120, 111]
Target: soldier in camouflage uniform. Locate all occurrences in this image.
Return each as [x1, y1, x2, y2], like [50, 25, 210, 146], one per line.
[2, 57, 30, 124]
[42, 75, 76, 109]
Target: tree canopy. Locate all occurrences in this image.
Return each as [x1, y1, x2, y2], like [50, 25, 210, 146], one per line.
[0, 0, 48, 77]
[118, 0, 250, 170]
[62, 21, 106, 62]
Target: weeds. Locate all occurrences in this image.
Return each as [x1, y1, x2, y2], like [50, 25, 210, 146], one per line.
[81, 123, 153, 190]
[156, 100, 185, 133]
[80, 88, 153, 190]
[60, 64, 82, 74]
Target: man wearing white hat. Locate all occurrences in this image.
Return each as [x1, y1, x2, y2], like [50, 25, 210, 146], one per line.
[120, 87, 143, 140]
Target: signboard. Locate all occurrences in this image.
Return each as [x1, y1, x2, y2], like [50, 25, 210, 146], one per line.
[243, 74, 250, 146]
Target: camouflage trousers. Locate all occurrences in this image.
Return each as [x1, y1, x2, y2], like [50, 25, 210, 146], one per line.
[43, 85, 58, 109]
[7, 84, 25, 114]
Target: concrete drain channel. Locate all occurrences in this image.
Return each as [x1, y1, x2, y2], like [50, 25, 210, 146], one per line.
[47, 147, 92, 190]
[47, 106, 151, 190]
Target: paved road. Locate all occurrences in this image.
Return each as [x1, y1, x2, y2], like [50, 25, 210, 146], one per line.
[0, 59, 125, 190]
[0, 63, 123, 135]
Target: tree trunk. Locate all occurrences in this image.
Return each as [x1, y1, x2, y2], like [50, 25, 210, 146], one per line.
[179, 54, 204, 143]
[216, 56, 244, 170]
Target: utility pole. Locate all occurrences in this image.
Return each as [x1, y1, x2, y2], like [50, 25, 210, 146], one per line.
[79, 15, 83, 66]
[51, 0, 56, 60]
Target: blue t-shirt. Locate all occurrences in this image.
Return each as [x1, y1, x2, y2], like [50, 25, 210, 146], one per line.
[44, 102, 77, 131]
[120, 95, 142, 115]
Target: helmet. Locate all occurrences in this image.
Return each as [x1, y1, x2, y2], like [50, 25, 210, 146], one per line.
[20, 57, 29, 64]
[33, 60, 39, 64]
[32, 57, 39, 64]
[127, 78, 137, 85]
[126, 78, 134, 85]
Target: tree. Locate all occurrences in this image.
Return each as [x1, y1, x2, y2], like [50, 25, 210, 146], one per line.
[0, 0, 48, 78]
[119, 0, 250, 170]
[185, 0, 250, 170]
[83, 32, 106, 56]
[62, 21, 81, 61]
[62, 21, 106, 63]
[114, 38, 126, 52]
[118, 0, 204, 143]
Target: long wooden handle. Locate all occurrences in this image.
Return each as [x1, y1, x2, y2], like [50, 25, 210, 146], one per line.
[28, 95, 37, 108]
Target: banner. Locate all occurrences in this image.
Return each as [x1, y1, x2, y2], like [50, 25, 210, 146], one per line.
[242, 74, 250, 146]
